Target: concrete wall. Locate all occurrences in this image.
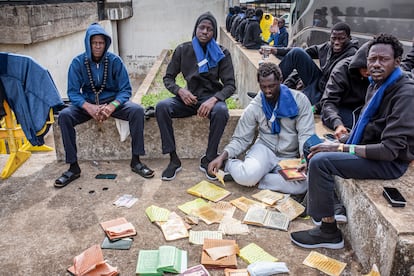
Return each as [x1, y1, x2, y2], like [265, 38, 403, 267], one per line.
[0, 0, 227, 97]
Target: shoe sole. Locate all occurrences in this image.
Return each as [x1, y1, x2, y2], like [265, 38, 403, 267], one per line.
[312, 215, 348, 226]
[199, 165, 217, 181]
[161, 167, 182, 181]
[54, 173, 80, 188]
[290, 237, 344, 249]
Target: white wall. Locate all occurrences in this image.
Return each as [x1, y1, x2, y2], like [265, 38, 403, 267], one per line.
[118, 0, 226, 76]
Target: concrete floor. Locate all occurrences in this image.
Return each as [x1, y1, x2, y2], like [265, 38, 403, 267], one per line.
[0, 131, 367, 276]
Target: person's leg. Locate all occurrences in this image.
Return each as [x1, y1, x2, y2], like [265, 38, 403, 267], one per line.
[279, 48, 323, 105]
[259, 172, 308, 195]
[55, 105, 91, 187]
[291, 152, 409, 249]
[206, 101, 229, 161]
[112, 101, 154, 178]
[155, 97, 196, 180]
[225, 143, 279, 187]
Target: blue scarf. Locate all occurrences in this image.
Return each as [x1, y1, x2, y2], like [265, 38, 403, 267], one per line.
[347, 67, 402, 144]
[261, 84, 299, 134]
[192, 37, 225, 73]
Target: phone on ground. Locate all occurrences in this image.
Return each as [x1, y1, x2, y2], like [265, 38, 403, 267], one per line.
[383, 186, 406, 207]
[95, 173, 117, 179]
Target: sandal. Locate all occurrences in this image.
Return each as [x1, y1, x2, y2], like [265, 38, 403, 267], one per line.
[54, 171, 80, 188]
[131, 163, 155, 179]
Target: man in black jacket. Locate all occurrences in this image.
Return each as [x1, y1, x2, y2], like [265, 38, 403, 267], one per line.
[401, 39, 414, 78]
[242, 9, 264, 49]
[267, 22, 358, 110]
[320, 42, 370, 139]
[290, 33, 414, 250]
[155, 12, 236, 182]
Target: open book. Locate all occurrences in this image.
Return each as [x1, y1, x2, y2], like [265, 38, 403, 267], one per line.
[136, 245, 187, 275]
[154, 212, 190, 241]
[187, 181, 231, 202]
[242, 206, 290, 231]
[201, 239, 239, 269]
[100, 217, 136, 241]
[67, 244, 118, 276]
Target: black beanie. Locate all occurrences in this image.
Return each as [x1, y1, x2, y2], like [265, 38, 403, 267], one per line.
[192, 12, 218, 40]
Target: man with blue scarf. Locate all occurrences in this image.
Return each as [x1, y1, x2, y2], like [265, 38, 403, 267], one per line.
[156, 12, 236, 181]
[208, 62, 314, 195]
[291, 34, 414, 250]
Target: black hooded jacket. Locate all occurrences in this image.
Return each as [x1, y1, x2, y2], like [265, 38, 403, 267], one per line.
[321, 43, 370, 130]
[163, 12, 236, 101]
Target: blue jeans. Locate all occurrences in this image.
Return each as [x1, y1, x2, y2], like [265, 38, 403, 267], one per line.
[279, 48, 323, 105]
[155, 96, 229, 161]
[58, 101, 145, 163]
[307, 152, 409, 220]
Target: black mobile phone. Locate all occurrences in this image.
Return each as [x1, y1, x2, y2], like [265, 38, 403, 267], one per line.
[383, 187, 406, 207]
[323, 133, 337, 142]
[95, 173, 117, 179]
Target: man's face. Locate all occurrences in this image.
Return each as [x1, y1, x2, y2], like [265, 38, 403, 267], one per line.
[196, 19, 214, 46]
[367, 44, 400, 83]
[259, 74, 281, 102]
[330, 30, 350, 53]
[91, 35, 106, 61]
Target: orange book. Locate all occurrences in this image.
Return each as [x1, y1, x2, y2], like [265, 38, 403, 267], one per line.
[100, 217, 136, 241]
[201, 239, 238, 269]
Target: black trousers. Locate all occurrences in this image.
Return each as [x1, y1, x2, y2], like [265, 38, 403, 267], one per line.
[155, 96, 229, 161]
[58, 101, 145, 164]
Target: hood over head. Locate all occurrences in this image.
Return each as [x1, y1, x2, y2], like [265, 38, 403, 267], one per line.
[349, 41, 370, 73]
[192, 12, 218, 40]
[84, 23, 112, 61]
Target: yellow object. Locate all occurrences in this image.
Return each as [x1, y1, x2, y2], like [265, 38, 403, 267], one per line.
[260, 13, 274, 42]
[0, 101, 54, 179]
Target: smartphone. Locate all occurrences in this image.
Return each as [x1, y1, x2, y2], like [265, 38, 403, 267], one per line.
[383, 187, 406, 207]
[95, 173, 117, 179]
[323, 133, 337, 142]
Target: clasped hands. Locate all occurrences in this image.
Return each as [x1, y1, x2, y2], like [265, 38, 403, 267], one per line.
[84, 102, 115, 122]
[178, 88, 217, 118]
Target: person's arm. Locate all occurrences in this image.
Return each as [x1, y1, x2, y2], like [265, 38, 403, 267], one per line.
[163, 45, 183, 96]
[275, 32, 289, 47]
[401, 43, 414, 72]
[295, 92, 317, 155]
[213, 48, 236, 101]
[67, 57, 88, 108]
[320, 59, 351, 133]
[110, 55, 132, 105]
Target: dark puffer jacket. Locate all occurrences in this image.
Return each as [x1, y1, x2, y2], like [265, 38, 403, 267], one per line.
[321, 42, 370, 130]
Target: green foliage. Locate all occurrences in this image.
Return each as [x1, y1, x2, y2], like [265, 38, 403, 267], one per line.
[225, 97, 240, 109]
[141, 89, 174, 108]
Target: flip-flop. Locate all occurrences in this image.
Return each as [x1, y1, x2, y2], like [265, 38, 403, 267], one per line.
[54, 171, 80, 188]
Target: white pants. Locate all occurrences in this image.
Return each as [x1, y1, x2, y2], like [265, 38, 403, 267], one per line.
[225, 143, 308, 195]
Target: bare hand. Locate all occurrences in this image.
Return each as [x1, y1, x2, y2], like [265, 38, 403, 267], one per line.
[96, 104, 116, 122]
[208, 152, 228, 176]
[178, 88, 197, 106]
[198, 97, 218, 118]
[308, 141, 340, 160]
[334, 125, 349, 140]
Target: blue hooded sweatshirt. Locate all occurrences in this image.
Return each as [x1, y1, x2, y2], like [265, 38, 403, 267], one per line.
[67, 23, 132, 107]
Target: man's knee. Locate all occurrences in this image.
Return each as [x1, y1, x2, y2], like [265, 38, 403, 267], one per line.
[211, 103, 229, 120]
[155, 99, 170, 117]
[57, 108, 72, 126]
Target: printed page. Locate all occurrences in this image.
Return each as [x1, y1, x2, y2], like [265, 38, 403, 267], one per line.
[242, 206, 267, 226]
[145, 205, 170, 222]
[135, 250, 161, 275]
[178, 198, 209, 215]
[158, 245, 178, 272]
[278, 158, 302, 169]
[209, 201, 236, 218]
[276, 197, 305, 221]
[303, 251, 346, 276]
[179, 264, 210, 276]
[252, 189, 284, 205]
[189, 230, 223, 245]
[156, 212, 189, 241]
[219, 218, 250, 235]
[263, 210, 290, 231]
[224, 268, 249, 276]
[238, 243, 278, 264]
[230, 196, 265, 212]
[194, 205, 224, 225]
[187, 181, 231, 202]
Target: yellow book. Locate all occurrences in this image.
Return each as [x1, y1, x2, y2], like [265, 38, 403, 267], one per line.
[238, 243, 277, 264]
[275, 197, 306, 221]
[187, 180, 231, 202]
[145, 205, 170, 222]
[230, 196, 266, 212]
[252, 189, 285, 206]
[303, 251, 346, 276]
[178, 198, 209, 215]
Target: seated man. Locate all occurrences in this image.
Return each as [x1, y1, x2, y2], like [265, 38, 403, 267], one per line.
[267, 17, 289, 47]
[55, 23, 154, 188]
[290, 33, 414, 249]
[156, 12, 236, 181]
[208, 62, 314, 195]
[242, 9, 264, 50]
[401, 38, 414, 78]
[266, 22, 358, 110]
[320, 42, 370, 139]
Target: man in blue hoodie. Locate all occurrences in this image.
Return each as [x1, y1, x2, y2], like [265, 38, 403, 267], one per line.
[55, 23, 154, 188]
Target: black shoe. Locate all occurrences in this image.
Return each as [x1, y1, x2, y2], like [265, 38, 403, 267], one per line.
[312, 203, 347, 225]
[199, 155, 217, 181]
[131, 163, 155, 179]
[161, 161, 182, 181]
[290, 224, 344, 249]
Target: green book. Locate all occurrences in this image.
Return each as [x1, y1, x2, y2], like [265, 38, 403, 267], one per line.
[136, 245, 187, 275]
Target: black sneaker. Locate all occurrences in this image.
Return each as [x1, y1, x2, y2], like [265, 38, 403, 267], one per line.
[199, 155, 217, 181]
[290, 225, 344, 249]
[312, 203, 347, 225]
[161, 161, 182, 181]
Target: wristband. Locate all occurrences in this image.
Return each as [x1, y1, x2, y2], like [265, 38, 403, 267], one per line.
[111, 101, 119, 108]
[337, 143, 344, 152]
[349, 144, 356, 155]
